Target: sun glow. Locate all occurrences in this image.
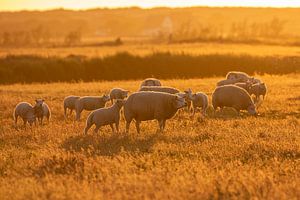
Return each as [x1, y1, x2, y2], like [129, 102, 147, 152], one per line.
[1, 0, 300, 11]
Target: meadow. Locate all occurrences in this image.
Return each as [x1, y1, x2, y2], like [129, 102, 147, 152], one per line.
[0, 74, 299, 199]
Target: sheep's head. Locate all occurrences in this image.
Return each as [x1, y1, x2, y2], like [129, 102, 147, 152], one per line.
[184, 88, 194, 100]
[247, 104, 257, 116]
[34, 99, 44, 115]
[259, 83, 267, 99]
[115, 99, 126, 109]
[102, 94, 110, 102]
[122, 90, 129, 99]
[173, 95, 187, 109]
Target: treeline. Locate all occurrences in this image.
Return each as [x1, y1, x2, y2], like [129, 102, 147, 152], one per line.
[0, 52, 299, 84]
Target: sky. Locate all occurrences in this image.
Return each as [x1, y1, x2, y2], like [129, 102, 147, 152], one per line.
[1, 0, 300, 11]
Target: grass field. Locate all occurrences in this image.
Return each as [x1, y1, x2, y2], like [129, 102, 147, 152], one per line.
[0, 74, 299, 199]
[2, 42, 300, 58]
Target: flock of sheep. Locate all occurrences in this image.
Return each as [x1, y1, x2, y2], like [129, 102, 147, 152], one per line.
[13, 71, 267, 134]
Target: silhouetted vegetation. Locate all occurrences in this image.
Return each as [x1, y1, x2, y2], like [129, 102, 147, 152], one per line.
[0, 52, 299, 84]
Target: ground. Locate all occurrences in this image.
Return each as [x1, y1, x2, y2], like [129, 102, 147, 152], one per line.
[0, 75, 299, 199]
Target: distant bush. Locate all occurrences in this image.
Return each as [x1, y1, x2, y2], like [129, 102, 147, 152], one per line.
[0, 52, 299, 84]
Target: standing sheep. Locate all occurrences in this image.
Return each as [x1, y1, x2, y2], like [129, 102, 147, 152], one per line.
[140, 78, 162, 88]
[139, 86, 180, 94]
[63, 95, 80, 118]
[34, 99, 51, 125]
[75, 95, 110, 121]
[124, 91, 187, 133]
[234, 82, 267, 103]
[212, 85, 257, 115]
[176, 88, 193, 111]
[191, 92, 209, 116]
[109, 88, 129, 104]
[84, 99, 125, 134]
[14, 102, 36, 127]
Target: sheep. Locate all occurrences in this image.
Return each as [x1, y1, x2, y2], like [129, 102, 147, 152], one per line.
[14, 102, 36, 127]
[84, 99, 125, 134]
[212, 85, 257, 116]
[34, 99, 51, 125]
[140, 78, 162, 88]
[226, 71, 251, 82]
[63, 95, 80, 118]
[75, 94, 110, 121]
[124, 91, 187, 133]
[234, 82, 267, 103]
[109, 88, 129, 104]
[139, 86, 180, 94]
[191, 92, 209, 116]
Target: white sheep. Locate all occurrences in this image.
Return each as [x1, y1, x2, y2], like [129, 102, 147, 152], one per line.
[140, 78, 162, 88]
[109, 88, 129, 104]
[84, 99, 125, 134]
[124, 91, 187, 133]
[14, 102, 36, 127]
[33, 99, 51, 125]
[139, 86, 180, 94]
[75, 94, 110, 121]
[191, 92, 209, 116]
[63, 95, 80, 118]
[212, 85, 257, 115]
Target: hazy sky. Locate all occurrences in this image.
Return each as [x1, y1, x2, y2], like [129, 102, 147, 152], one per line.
[1, 0, 300, 11]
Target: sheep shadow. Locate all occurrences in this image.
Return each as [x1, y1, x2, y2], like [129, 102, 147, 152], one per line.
[62, 133, 160, 156]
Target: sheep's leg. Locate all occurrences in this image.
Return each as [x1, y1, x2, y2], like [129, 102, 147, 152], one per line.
[135, 120, 141, 134]
[115, 122, 119, 133]
[75, 110, 81, 121]
[94, 125, 100, 134]
[158, 120, 165, 133]
[125, 119, 132, 133]
[40, 116, 44, 125]
[14, 115, 18, 126]
[64, 107, 67, 119]
[23, 118, 27, 128]
[84, 123, 92, 134]
[110, 124, 115, 133]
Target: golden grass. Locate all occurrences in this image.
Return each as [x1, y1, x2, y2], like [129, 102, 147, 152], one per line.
[1, 42, 300, 58]
[0, 75, 299, 199]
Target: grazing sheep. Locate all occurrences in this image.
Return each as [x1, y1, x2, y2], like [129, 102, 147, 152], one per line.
[226, 71, 251, 82]
[75, 95, 110, 121]
[191, 92, 209, 116]
[124, 91, 187, 133]
[212, 85, 257, 115]
[84, 99, 125, 134]
[140, 78, 162, 88]
[34, 99, 51, 125]
[139, 86, 180, 94]
[14, 102, 36, 127]
[63, 95, 80, 118]
[109, 88, 129, 104]
[249, 82, 267, 103]
[217, 79, 240, 87]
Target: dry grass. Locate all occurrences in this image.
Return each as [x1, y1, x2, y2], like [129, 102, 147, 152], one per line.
[0, 75, 299, 199]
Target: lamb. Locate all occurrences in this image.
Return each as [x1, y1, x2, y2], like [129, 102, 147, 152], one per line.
[176, 88, 193, 110]
[212, 85, 257, 115]
[139, 86, 180, 94]
[235, 82, 267, 100]
[124, 91, 187, 133]
[191, 92, 209, 116]
[109, 88, 129, 104]
[63, 95, 80, 118]
[140, 78, 162, 88]
[75, 94, 110, 121]
[14, 102, 36, 127]
[84, 99, 125, 134]
[33, 99, 51, 125]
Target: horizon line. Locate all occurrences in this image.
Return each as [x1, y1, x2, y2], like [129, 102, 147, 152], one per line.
[0, 5, 300, 12]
